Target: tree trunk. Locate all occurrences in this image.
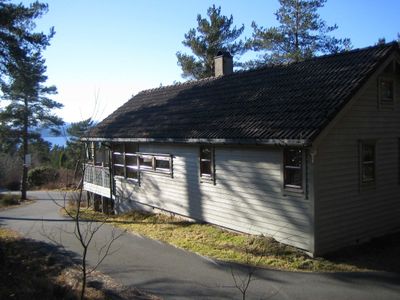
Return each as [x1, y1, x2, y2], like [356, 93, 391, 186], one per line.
[20, 97, 29, 201]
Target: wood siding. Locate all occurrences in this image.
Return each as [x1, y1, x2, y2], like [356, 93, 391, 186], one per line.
[314, 65, 400, 254]
[114, 144, 312, 251]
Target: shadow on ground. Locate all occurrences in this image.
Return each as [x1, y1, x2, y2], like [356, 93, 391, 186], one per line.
[0, 225, 156, 300]
[323, 232, 400, 273]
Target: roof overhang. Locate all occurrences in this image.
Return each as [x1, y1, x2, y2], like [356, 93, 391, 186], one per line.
[81, 137, 311, 147]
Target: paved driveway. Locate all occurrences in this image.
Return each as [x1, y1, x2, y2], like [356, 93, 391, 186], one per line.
[1, 191, 399, 300]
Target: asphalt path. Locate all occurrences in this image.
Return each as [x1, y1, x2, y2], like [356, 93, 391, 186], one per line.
[0, 191, 399, 299]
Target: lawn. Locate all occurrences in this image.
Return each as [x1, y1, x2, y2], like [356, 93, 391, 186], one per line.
[72, 208, 400, 272]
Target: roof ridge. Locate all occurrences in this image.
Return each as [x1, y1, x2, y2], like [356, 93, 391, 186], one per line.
[241, 42, 399, 73]
[134, 42, 398, 97]
[137, 75, 218, 95]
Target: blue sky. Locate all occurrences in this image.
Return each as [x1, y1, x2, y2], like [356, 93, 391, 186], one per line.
[16, 0, 400, 122]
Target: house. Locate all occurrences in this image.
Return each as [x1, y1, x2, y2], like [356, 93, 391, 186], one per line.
[84, 43, 400, 256]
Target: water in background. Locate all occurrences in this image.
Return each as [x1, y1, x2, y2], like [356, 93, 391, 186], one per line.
[40, 124, 70, 147]
[44, 136, 69, 147]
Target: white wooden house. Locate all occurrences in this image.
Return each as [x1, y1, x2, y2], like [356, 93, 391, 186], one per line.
[83, 44, 400, 255]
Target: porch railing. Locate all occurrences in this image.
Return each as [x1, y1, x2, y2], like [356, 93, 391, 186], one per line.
[84, 164, 110, 188]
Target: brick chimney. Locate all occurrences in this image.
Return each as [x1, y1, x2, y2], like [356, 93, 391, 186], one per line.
[214, 51, 233, 77]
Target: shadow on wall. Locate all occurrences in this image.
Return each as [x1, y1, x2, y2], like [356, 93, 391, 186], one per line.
[194, 145, 312, 249]
[185, 150, 204, 221]
[98, 79, 313, 249]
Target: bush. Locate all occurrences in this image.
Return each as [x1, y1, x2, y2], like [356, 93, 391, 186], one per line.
[0, 194, 19, 207]
[28, 166, 59, 188]
[0, 153, 21, 190]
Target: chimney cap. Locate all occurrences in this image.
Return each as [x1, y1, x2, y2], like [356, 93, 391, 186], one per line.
[216, 50, 232, 58]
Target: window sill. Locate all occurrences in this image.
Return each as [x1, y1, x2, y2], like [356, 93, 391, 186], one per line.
[200, 175, 215, 185]
[283, 187, 305, 198]
[140, 168, 172, 177]
[114, 176, 139, 185]
[359, 181, 376, 192]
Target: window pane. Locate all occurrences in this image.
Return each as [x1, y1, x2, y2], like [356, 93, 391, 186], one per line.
[126, 154, 137, 167]
[155, 158, 170, 170]
[362, 163, 374, 182]
[114, 165, 124, 177]
[140, 155, 153, 169]
[200, 146, 212, 160]
[284, 169, 302, 188]
[285, 148, 302, 167]
[200, 146, 213, 178]
[362, 144, 374, 162]
[126, 167, 138, 179]
[114, 154, 124, 165]
[361, 143, 375, 183]
[284, 148, 303, 190]
[200, 160, 212, 176]
[380, 80, 394, 100]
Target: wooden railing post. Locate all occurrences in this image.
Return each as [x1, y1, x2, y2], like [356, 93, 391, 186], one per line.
[101, 162, 105, 187]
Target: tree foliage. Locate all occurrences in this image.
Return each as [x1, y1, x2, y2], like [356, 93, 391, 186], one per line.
[176, 5, 245, 79]
[246, 0, 351, 67]
[0, 1, 60, 199]
[63, 118, 94, 170]
[1, 52, 63, 138]
[0, 0, 54, 79]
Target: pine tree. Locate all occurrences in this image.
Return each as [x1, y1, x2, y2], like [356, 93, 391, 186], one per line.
[1, 51, 63, 200]
[176, 5, 245, 79]
[0, 1, 58, 200]
[0, 0, 54, 80]
[246, 0, 351, 67]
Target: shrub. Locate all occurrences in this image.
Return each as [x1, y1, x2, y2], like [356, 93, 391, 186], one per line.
[28, 166, 59, 188]
[0, 153, 21, 190]
[0, 194, 19, 207]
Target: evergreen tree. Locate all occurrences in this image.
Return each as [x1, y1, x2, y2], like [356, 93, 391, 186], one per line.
[0, 0, 54, 80]
[0, 120, 17, 153]
[246, 0, 351, 67]
[176, 5, 245, 79]
[0, 1, 57, 199]
[0, 51, 63, 199]
[64, 118, 94, 179]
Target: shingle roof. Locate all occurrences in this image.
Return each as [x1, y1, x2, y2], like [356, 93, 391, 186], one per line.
[87, 43, 399, 145]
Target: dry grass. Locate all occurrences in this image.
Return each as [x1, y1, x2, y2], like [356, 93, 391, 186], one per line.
[0, 227, 159, 300]
[69, 208, 400, 272]
[0, 193, 19, 208]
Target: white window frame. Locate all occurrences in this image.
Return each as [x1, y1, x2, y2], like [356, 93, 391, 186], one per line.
[199, 145, 215, 183]
[359, 141, 376, 185]
[283, 148, 304, 194]
[378, 77, 395, 109]
[137, 152, 173, 176]
[112, 143, 139, 181]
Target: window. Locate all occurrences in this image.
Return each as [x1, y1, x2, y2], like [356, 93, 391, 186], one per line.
[360, 141, 375, 184]
[200, 146, 214, 181]
[138, 153, 172, 174]
[398, 139, 400, 185]
[139, 155, 154, 170]
[283, 148, 303, 191]
[112, 144, 172, 179]
[155, 156, 171, 172]
[378, 78, 394, 107]
[112, 143, 125, 177]
[112, 143, 139, 180]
